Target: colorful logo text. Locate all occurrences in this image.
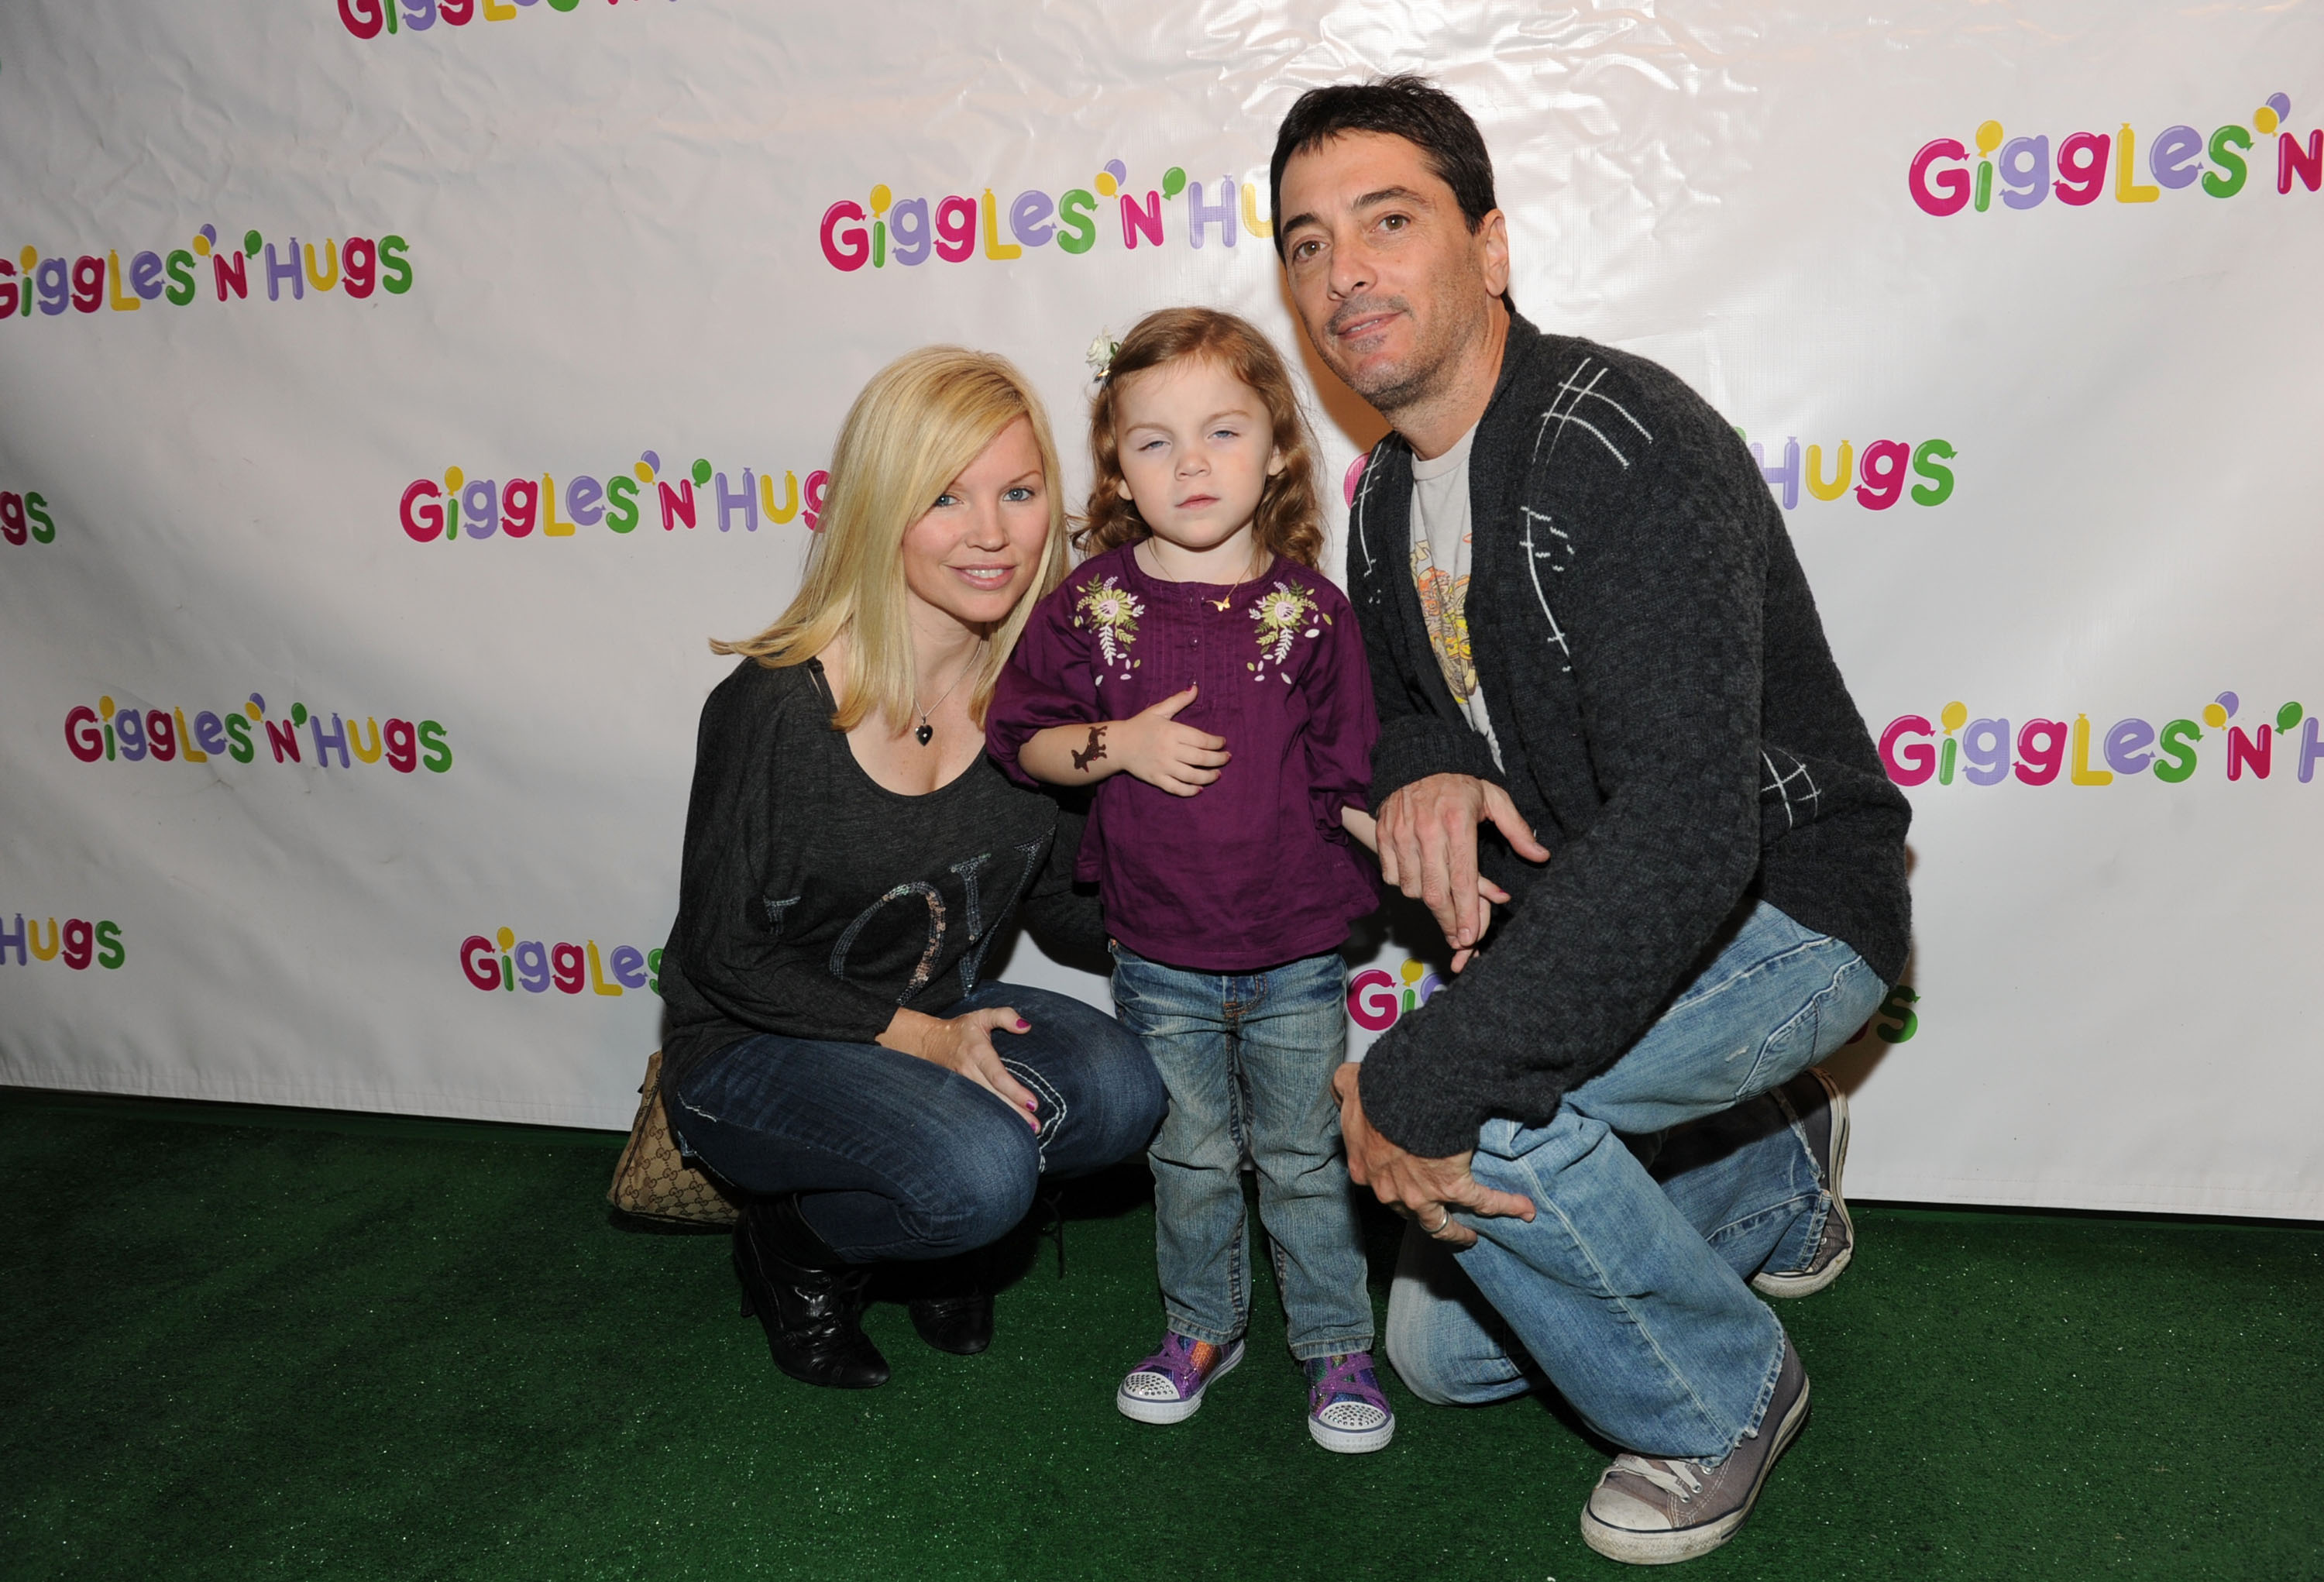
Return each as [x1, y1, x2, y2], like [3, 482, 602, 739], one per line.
[0, 914, 125, 971]
[460, 927, 662, 997]
[401, 451, 827, 542]
[1911, 92, 2316, 215]
[65, 693, 451, 772]
[822, 160, 1271, 272]
[3, 228, 411, 318]
[1348, 959, 1443, 1033]
[1879, 693, 2315, 787]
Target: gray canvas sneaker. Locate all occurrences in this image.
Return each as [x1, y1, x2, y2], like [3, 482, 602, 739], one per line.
[1579, 1338, 1811, 1565]
[1751, 1065, 1853, 1298]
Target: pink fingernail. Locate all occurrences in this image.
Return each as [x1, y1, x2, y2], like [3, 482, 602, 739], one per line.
[1015, 1018, 1030, 1030]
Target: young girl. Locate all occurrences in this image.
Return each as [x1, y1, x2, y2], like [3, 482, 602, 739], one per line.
[985, 308, 1393, 1452]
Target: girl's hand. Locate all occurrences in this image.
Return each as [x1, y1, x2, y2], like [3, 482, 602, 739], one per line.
[1342, 807, 1510, 973]
[1116, 685, 1230, 796]
[1449, 879, 1509, 975]
[879, 1008, 1041, 1128]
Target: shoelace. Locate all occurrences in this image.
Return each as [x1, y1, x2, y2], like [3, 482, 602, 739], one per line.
[1309, 1354, 1383, 1406]
[1611, 1454, 1706, 1503]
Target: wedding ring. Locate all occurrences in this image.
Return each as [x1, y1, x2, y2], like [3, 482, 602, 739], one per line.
[1425, 1205, 1452, 1236]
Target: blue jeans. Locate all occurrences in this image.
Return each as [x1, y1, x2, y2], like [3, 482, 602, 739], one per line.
[669, 982, 1166, 1262]
[1383, 899, 1883, 1462]
[1111, 945, 1373, 1361]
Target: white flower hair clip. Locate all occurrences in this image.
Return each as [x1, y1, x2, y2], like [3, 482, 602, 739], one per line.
[1085, 331, 1122, 383]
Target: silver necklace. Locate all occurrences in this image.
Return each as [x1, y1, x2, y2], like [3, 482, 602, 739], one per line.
[1143, 538, 1268, 612]
[910, 639, 983, 746]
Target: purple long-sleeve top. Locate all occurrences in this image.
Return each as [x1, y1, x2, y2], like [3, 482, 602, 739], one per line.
[987, 544, 1380, 973]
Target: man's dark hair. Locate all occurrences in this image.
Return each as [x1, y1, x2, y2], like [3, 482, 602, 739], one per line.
[1268, 74, 1502, 261]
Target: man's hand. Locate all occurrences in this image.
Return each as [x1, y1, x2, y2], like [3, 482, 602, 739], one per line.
[1114, 685, 1230, 796]
[881, 1007, 1040, 1129]
[1332, 1062, 1534, 1250]
[1376, 773, 1549, 950]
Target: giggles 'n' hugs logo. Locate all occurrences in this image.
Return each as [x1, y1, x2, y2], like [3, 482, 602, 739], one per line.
[822, 161, 1272, 273]
[65, 693, 451, 773]
[1911, 92, 2316, 215]
[3, 229, 411, 320]
[401, 452, 827, 543]
[1745, 435, 1955, 511]
[460, 927, 662, 999]
[1, 490, 55, 545]
[1348, 959, 1442, 1033]
[339, 0, 669, 39]
[0, 913, 125, 972]
[1880, 693, 2317, 788]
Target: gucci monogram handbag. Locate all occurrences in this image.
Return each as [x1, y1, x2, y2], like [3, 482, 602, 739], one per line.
[607, 1050, 740, 1226]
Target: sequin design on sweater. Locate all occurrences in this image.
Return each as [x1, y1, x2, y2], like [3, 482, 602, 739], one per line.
[1247, 579, 1326, 683]
[1073, 575, 1145, 686]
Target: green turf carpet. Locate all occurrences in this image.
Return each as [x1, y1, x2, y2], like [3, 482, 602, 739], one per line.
[2, 1086, 2319, 1581]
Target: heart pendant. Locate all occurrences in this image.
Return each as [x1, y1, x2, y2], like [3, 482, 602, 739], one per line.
[914, 723, 934, 746]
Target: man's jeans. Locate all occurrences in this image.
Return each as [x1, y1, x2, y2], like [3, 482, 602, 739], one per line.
[1384, 899, 1883, 1463]
[669, 982, 1167, 1262]
[1111, 945, 1373, 1361]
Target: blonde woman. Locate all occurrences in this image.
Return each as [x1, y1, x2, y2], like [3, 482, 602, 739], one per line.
[658, 348, 1166, 1390]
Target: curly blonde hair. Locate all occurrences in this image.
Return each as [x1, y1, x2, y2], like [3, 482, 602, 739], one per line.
[1078, 308, 1325, 569]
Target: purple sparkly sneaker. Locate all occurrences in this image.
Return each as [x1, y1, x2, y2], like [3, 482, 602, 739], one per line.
[1306, 1351, 1395, 1453]
[1116, 1333, 1245, 1425]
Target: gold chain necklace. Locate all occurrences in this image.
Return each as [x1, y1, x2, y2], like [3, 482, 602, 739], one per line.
[1143, 538, 1268, 612]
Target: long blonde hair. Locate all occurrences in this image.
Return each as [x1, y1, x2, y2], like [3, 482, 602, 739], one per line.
[713, 346, 1072, 734]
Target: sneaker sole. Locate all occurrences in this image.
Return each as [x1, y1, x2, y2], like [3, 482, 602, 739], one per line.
[1578, 1374, 1813, 1566]
[1751, 1069, 1853, 1299]
[1116, 1340, 1243, 1425]
[1308, 1411, 1395, 1454]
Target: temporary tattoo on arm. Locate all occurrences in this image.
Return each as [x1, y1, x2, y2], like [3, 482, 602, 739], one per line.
[1070, 724, 1108, 773]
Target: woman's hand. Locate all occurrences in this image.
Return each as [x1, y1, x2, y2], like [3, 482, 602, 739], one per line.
[879, 1007, 1041, 1128]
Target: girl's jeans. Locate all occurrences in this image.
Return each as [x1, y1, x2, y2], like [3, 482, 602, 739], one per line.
[669, 982, 1166, 1262]
[1383, 899, 1884, 1463]
[1111, 944, 1374, 1362]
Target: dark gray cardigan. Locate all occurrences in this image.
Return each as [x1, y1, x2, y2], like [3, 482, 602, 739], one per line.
[1351, 315, 1912, 1158]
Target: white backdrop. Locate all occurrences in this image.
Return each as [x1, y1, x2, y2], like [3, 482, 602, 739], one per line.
[1, 2, 2317, 1218]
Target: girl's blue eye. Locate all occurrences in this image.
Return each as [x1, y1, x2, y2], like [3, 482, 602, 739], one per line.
[1003, 486, 1035, 501]
[933, 493, 959, 508]
[1139, 438, 1167, 452]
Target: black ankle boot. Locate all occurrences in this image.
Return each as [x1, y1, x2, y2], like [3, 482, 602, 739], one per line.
[906, 1252, 995, 1357]
[734, 1195, 889, 1389]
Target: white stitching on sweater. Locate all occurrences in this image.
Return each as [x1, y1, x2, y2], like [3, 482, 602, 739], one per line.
[1351, 442, 1382, 577]
[1534, 359, 1651, 469]
[1518, 507, 1573, 664]
[1760, 749, 1822, 831]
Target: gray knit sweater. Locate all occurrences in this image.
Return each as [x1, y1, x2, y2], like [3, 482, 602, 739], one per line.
[1351, 315, 1912, 1158]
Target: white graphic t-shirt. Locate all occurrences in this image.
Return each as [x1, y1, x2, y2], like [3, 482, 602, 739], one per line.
[1409, 424, 1502, 769]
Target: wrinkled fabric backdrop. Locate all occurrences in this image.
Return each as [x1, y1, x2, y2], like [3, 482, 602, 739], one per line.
[1, 2, 2316, 1216]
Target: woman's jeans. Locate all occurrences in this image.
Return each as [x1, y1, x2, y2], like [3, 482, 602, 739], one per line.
[1383, 899, 1883, 1463]
[1111, 945, 1373, 1362]
[669, 982, 1166, 1263]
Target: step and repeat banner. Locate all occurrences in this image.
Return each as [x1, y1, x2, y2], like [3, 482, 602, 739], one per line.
[1, 2, 2317, 1217]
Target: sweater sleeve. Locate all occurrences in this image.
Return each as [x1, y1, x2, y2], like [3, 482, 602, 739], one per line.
[1358, 377, 1771, 1157]
[669, 669, 901, 1046]
[985, 579, 1100, 789]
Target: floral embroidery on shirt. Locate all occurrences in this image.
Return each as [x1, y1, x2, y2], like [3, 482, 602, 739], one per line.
[1074, 575, 1145, 684]
[1247, 579, 1326, 683]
